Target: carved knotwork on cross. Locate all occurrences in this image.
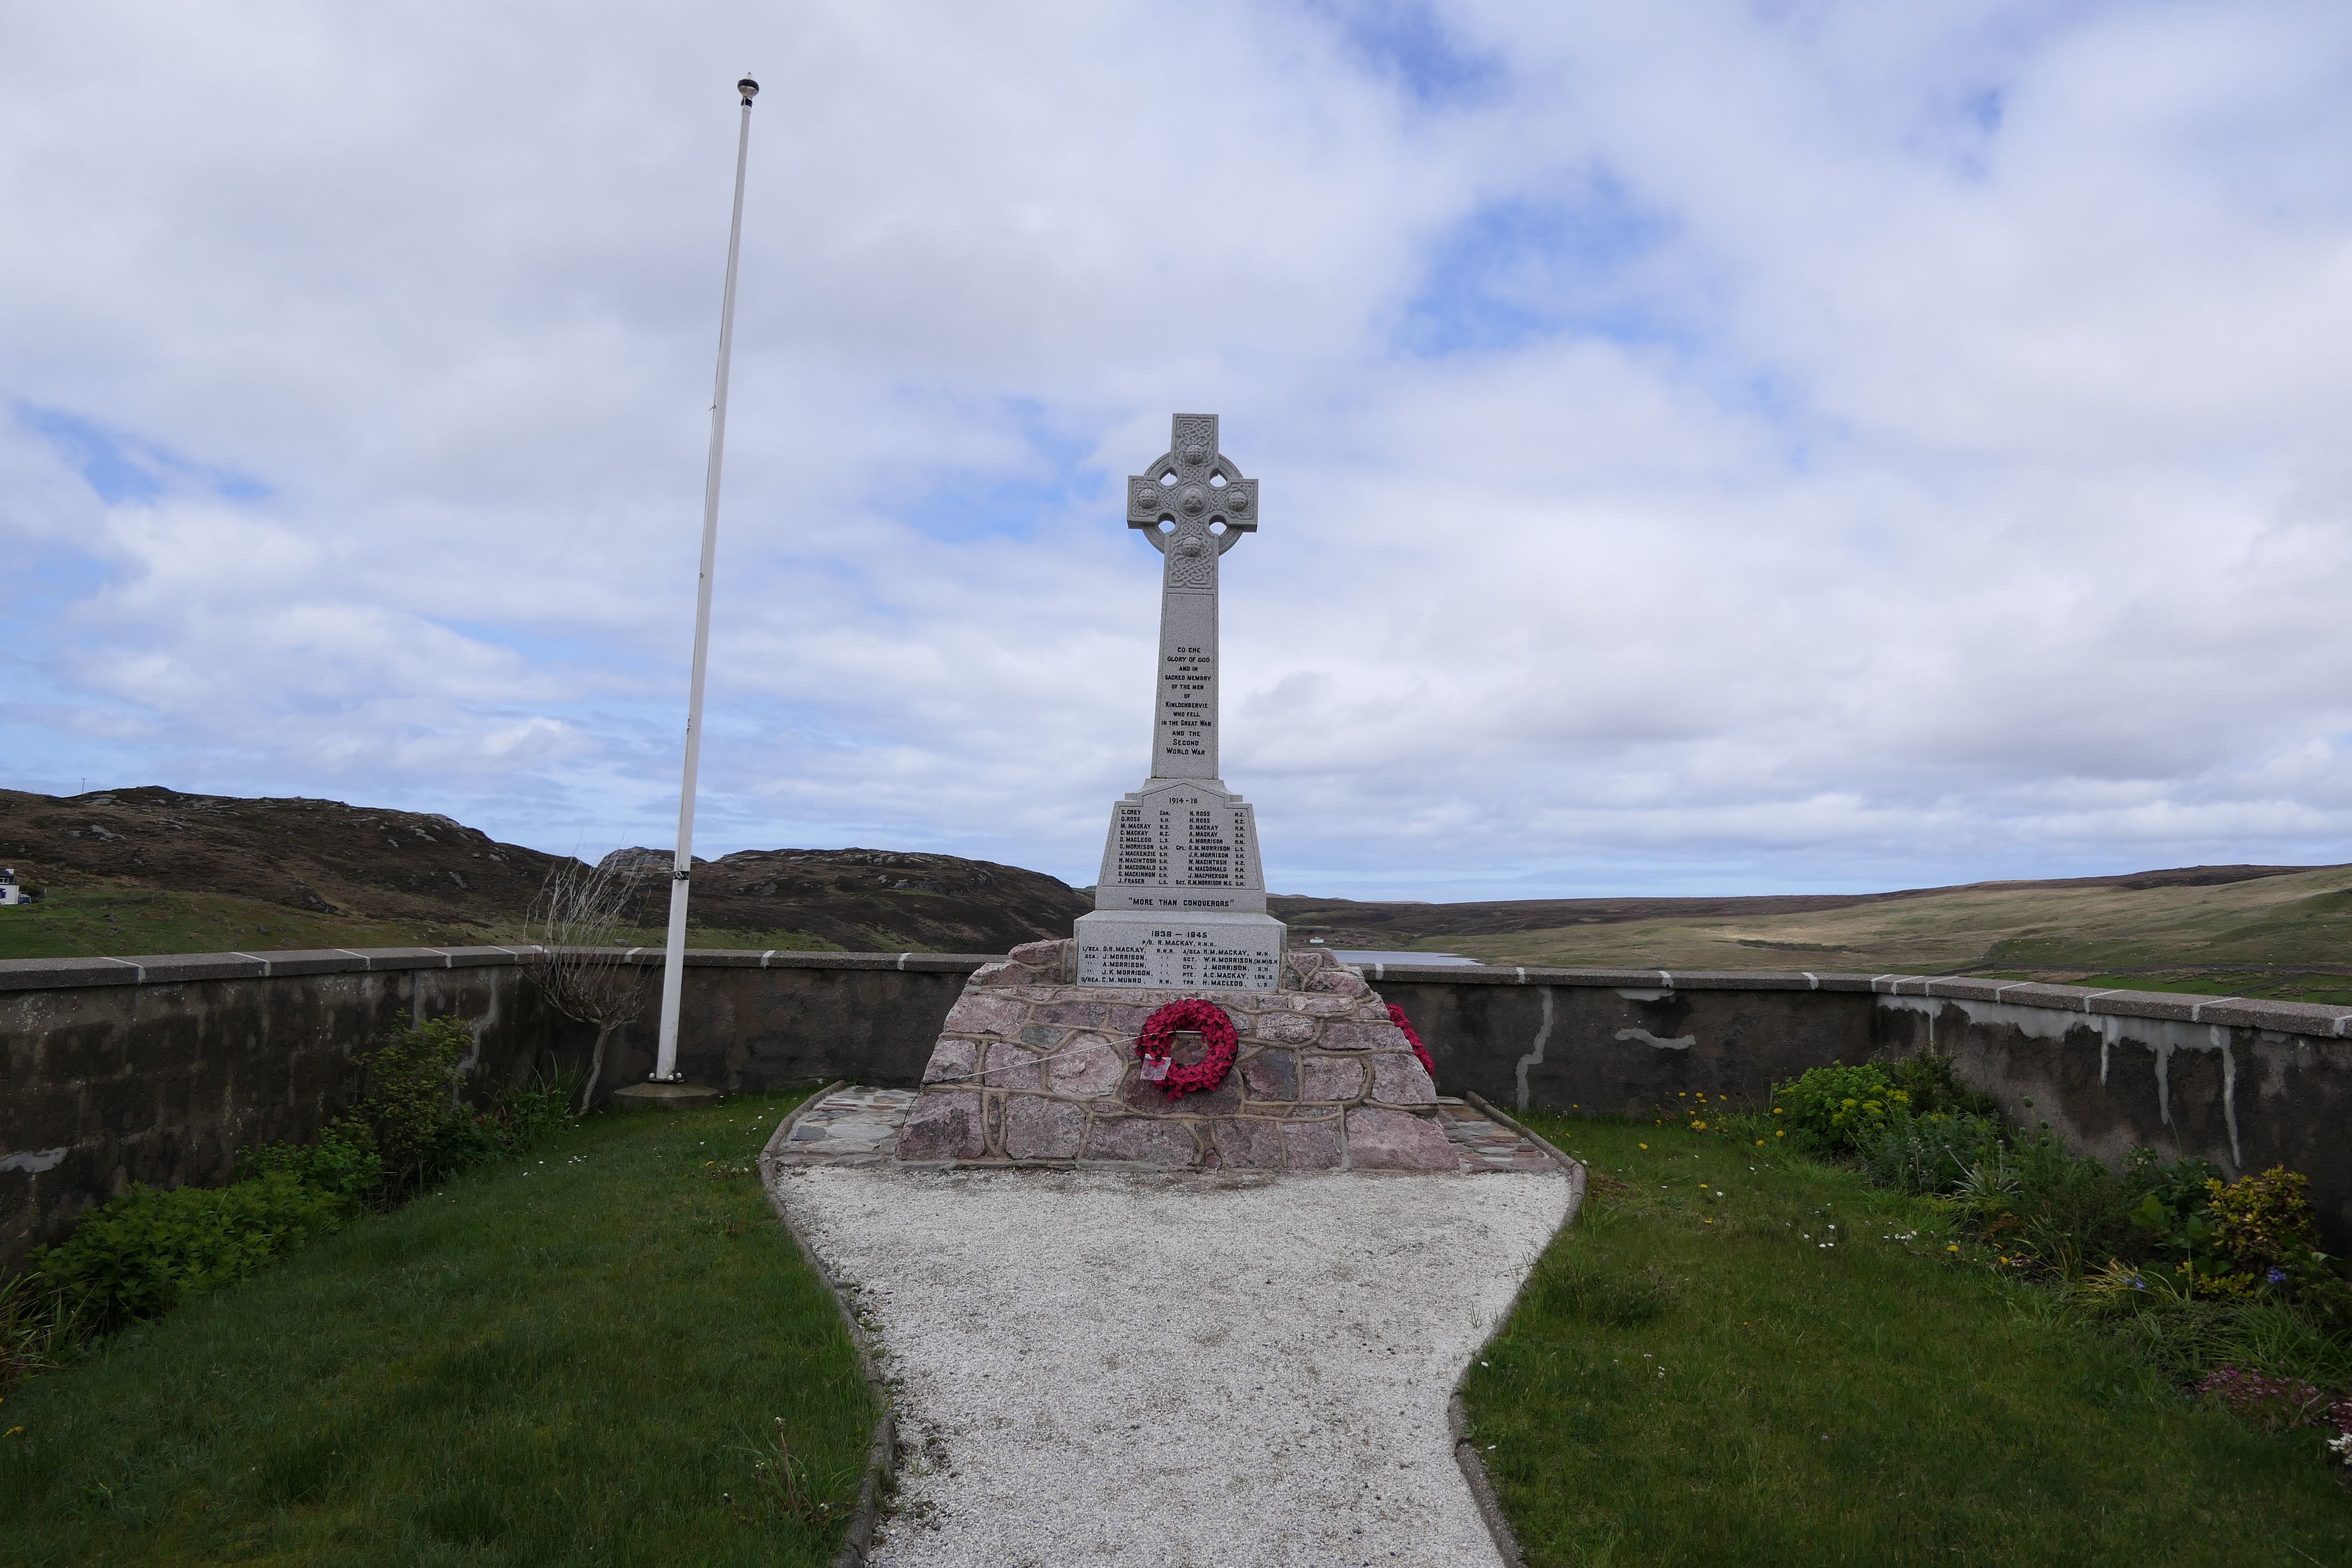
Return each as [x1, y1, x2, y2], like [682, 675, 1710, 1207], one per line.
[1128, 413, 1258, 592]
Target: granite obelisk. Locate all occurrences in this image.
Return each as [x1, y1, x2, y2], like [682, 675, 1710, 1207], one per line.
[1074, 415, 1288, 990]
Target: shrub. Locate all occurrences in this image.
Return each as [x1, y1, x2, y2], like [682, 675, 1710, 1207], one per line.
[1855, 1107, 2005, 1195]
[1883, 1051, 2000, 1119]
[238, 1116, 383, 1202]
[1772, 1062, 1909, 1153]
[2206, 1167, 2320, 1282]
[31, 1172, 355, 1336]
[2005, 1126, 2134, 1278]
[353, 1017, 477, 1193]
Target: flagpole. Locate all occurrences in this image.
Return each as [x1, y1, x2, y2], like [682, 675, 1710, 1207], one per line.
[652, 73, 759, 1083]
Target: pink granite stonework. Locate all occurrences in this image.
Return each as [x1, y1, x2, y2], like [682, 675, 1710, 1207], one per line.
[895, 940, 1457, 1170]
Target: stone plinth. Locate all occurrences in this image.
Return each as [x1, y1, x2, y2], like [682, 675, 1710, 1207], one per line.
[895, 940, 1456, 1171]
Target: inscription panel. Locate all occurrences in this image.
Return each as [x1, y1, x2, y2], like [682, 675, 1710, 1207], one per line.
[1075, 916, 1284, 991]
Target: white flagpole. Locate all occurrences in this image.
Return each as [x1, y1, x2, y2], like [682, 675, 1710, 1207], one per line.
[653, 73, 759, 1083]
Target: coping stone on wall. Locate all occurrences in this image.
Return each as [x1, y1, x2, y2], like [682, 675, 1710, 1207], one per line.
[4, 946, 2349, 1040]
[0, 944, 1002, 995]
[0, 955, 148, 992]
[122, 953, 273, 985]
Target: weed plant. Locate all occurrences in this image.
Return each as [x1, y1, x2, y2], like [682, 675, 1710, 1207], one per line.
[0, 1091, 865, 1567]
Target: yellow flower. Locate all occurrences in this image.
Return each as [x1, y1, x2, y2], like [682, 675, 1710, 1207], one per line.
[1775, 1130, 1784, 1138]
[3, 1427, 21, 1438]
[1638, 1142, 1648, 1150]
[1690, 1121, 1707, 1130]
[1948, 1244, 1960, 1253]
[1755, 1139, 1765, 1146]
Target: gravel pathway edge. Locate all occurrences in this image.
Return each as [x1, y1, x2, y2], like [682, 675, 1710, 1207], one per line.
[759, 1082, 899, 1568]
[1448, 1094, 1587, 1568]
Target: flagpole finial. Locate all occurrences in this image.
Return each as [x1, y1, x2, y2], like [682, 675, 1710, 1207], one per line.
[737, 74, 759, 106]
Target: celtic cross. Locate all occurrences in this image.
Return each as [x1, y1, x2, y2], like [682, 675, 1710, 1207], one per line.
[1128, 414, 1258, 780]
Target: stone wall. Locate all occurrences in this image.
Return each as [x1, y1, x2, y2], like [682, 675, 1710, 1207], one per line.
[0, 947, 984, 1271]
[8, 949, 2352, 1270]
[1365, 962, 2352, 1245]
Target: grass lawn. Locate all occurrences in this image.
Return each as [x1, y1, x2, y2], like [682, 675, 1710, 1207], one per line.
[1463, 1115, 2352, 1567]
[0, 1090, 870, 1568]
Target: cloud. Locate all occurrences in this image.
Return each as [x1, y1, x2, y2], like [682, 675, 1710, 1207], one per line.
[2, 0, 2350, 896]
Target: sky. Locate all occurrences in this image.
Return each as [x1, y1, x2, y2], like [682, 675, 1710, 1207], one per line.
[4, 1, 2352, 900]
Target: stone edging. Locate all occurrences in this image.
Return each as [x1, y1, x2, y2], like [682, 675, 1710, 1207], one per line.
[758, 1083, 898, 1568]
[1446, 1093, 1586, 1568]
[8, 944, 2349, 1041]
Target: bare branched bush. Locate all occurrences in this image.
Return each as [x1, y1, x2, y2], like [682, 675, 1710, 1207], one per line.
[521, 856, 650, 1112]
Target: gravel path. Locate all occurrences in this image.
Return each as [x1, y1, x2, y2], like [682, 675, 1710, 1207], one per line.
[774, 1164, 1575, 1568]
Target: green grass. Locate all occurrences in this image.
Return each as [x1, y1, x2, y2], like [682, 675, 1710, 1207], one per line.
[0, 885, 461, 960]
[0, 1091, 870, 1567]
[1464, 1116, 2352, 1567]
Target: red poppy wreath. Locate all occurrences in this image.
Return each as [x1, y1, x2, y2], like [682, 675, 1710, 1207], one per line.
[1388, 1003, 1436, 1083]
[1134, 998, 1240, 1099]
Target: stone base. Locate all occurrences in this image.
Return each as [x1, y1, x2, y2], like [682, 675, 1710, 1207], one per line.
[611, 1081, 722, 1111]
[894, 940, 1457, 1172]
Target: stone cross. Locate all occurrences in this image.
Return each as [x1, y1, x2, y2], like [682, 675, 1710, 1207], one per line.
[1128, 414, 1258, 781]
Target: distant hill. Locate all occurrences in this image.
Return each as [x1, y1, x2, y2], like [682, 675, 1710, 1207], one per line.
[0, 788, 1090, 959]
[7, 787, 2346, 1002]
[1269, 864, 2325, 947]
[1274, 863, 2352, 1006]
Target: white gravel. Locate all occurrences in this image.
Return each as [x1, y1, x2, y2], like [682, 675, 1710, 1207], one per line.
[774, 1165, 1575, 1568]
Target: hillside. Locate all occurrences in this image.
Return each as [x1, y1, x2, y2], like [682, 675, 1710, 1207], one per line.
[0, 788, 1090, 959]
[6, 787, 2347, 996]
[1274, 862, 2352, 1004]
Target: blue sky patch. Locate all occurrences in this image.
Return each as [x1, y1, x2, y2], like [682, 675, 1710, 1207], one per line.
[1400, 179, 1686, 357]
[16, 404, 271, 505]
[1306, 0, 1503, 110]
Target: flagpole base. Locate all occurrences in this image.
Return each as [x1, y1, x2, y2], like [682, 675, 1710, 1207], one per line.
[612, 1081, 722, 1111]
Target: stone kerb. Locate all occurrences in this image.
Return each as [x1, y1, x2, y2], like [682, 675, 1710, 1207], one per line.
[896, 940, 1458, 1171]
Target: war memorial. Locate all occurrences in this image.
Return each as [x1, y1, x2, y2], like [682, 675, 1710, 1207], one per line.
[761, 416, 1581, 1564]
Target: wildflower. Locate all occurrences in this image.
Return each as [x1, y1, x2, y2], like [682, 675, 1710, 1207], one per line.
[2266, 1267, 2288, 1286]
[1638, 1143, 1648, 1150]
[1948, 1244, 1960, 1253]
[1775, 1131, 1785, 1138]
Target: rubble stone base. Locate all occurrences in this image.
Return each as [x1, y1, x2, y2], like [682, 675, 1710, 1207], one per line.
[895, 940, 1458, 1171]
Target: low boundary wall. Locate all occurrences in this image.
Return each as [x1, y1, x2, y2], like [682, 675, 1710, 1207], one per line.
[6, 948, 2350, 1268]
